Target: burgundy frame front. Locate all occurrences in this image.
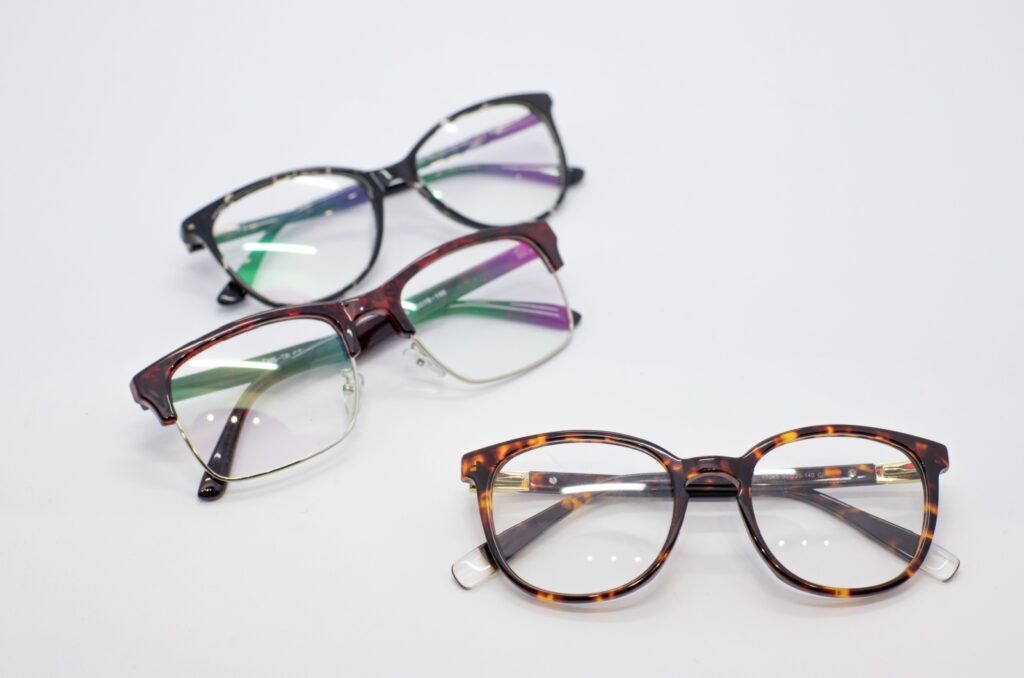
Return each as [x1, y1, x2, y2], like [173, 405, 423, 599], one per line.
[130, 221, 566, 498]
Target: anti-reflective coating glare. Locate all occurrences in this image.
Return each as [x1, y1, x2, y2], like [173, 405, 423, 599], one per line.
[402, 239, 573, 382]
[490, 442, 675, 596]
[170, 319, 360, 480]
[415, 103, 565, 226]
[211, 173, 377, 304]
[750, 436, 926, 589]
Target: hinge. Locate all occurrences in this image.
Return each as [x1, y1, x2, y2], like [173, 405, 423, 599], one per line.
[875, 461, 920, 484]
[493, 471, 529, 492]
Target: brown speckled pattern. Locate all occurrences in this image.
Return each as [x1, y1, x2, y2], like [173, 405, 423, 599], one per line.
[460, 425, 949, 602]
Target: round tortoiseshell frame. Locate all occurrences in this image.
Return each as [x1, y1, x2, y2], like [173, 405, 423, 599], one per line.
[460, 425, 949, 603]
[178, 93, 576, 308]
[131, 221, 564, 425]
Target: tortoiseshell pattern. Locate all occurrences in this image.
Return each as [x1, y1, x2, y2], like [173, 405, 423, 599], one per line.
[460, 426, 951, 602]
[131, 221, 572, 499]
[179, 92, 583, 308]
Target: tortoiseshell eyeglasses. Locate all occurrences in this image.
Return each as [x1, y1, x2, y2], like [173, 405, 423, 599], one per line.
[130, 222, 578, 500]
[453, 426, 959, 602]
[179, 93, 583, 307]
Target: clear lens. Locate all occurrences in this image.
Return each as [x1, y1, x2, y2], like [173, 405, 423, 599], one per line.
[212, 173, 376, 304]
[750, 436, 926, 589]
[490, 442, 674, 596]
[170, 318, 359, 480]
[414, 104, 564, 225]
[402, 239, 572, 381]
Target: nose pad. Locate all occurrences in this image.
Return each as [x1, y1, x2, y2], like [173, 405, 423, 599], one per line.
[340, 368, 364, 416]
[403, 340, 447, 378]
[684, 471, 741, 498]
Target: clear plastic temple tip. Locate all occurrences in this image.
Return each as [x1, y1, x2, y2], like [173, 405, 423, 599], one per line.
[921, 542, 960, 582]
[451, 546, 495, 590]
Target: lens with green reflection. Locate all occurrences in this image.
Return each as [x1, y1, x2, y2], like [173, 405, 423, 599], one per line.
[212, 172, 376, 304]
[170, 318, 359, 480]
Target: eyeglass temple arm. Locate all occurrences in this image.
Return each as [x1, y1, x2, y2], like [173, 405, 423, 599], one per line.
[167, 337, 340, 403]
[174, 244, 579, 403]
[402, 241, 576, 330]
[452, 466, 960, 589]
[173, 244, 578, 407]
[213, 162, 582, 253]
[176, 241, 578, 400]
[211, 112, 583, 304]
[414, 112, 543, 168]
[771, 487, 959, 577]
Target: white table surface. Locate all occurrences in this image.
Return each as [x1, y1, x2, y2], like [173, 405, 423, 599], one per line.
[1, 1, 1020, 675]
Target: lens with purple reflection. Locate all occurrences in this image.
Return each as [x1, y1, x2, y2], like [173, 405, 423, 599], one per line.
[402, 238, 573, 382]
[414, 103, 565, 226]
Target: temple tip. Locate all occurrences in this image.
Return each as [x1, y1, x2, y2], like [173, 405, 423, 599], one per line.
[922, 542, 960, 582]
[451, 565, 473, 591]
[451, 546, 496, 589]
[197, 474, 228, 501]
[217, 280, 247, 305]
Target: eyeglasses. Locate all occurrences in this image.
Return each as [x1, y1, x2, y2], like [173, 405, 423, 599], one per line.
[453, 426, 960, 602]
[179, 93, 583, 307]
[131, 222, 578, 500]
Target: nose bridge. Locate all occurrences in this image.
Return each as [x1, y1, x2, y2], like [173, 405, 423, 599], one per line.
[373, 159, 417, 191]
[684, 456, 742, 498]
[342, 295, 412, 353]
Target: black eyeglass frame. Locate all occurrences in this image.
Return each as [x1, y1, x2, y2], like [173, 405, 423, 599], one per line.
[179, 92, 583, 308]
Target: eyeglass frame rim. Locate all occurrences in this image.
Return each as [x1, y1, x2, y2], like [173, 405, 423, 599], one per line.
[178, 92, 572, 308]
[460, 425, 948, 603]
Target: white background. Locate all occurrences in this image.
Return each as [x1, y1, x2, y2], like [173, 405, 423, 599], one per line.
[1, 1, 1021, 675]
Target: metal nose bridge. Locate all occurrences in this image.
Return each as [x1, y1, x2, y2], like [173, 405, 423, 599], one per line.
[684, 458, 741, 498]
